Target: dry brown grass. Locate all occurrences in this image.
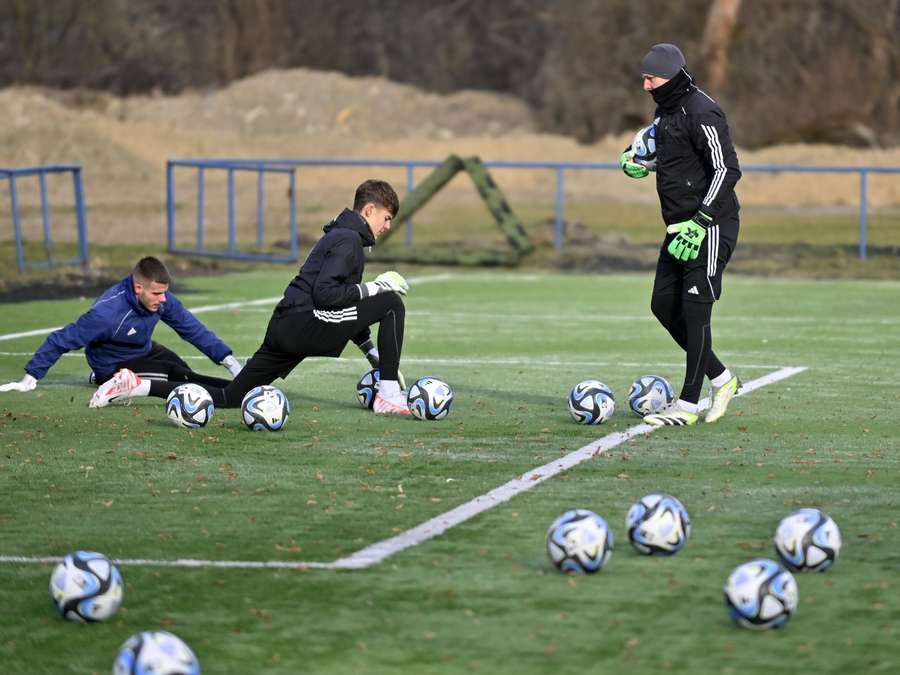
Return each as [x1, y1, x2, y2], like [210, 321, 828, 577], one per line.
[2, 68, 900, 247]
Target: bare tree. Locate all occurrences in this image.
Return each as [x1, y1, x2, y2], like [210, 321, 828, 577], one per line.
[700, 0, 742, 96]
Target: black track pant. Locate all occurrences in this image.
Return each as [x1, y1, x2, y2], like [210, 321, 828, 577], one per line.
[159, 292, 405, 408]
[96, 342, 232, 397]
[651, 217, 738, 404]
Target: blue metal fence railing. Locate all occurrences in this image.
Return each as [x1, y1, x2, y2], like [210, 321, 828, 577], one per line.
[166, 161, 298, 263]
[168, 159, 900, 262]
[1, 164, 89, 272]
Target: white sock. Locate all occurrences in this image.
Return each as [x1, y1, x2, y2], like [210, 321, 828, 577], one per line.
[711, 369, 733, 388]
[675, 399, 699, 413]
[131, 380, 151, 398]
[379, 379, 401, 397]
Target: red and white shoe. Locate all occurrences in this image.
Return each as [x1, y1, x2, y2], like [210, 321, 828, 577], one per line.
[373, 391, 411, 415]
[88, 368, 142, 408]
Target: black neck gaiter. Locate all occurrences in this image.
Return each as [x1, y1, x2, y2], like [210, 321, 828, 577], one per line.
[650, 69, 695, 112]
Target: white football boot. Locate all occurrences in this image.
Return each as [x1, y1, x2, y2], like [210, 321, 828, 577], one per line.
[88, 368, 142, 408]
[373, 390, 411, 415]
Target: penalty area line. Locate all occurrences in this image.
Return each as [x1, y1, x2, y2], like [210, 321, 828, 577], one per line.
[0, 365, 806, 572]
[0, 273, 454, 343]
[330, 365, 807, 569]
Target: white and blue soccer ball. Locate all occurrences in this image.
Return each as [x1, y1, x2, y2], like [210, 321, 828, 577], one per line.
[113, 631, 200, 675]
[567, 380, 615, 424]
[627, 375, 675, 416]
[407, 376, 454, 421]
[241, 385, 290, 431]
[724, 558, 798, 630]
[774, 508, 842, 572]
[632, 119, 658, 170]
[166, 383, 215, 429]
[49, 550, 123, 622]
[356, 369, 380, 409]
[626, 493, 691, 555]
[546, 509, 614, 574]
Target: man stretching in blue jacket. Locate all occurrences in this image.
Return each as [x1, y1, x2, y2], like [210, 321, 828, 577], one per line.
[0, 256, 243, 407]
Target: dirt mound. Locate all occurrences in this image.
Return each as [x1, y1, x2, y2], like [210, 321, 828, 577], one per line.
[110, 68, 537, 140]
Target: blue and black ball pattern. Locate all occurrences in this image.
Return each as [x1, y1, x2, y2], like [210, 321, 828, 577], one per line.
[567, 380, 615, 424]
[241, 385, 290, 432]
[356, 369, 380, 409]
[165, 384, 214, 429]
[546, 509, 614, 574]
[724, 558, 798, 630]
[407, 377, 453, 421]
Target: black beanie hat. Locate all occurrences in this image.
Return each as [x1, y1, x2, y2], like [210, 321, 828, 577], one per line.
[639, 43, 686, 79]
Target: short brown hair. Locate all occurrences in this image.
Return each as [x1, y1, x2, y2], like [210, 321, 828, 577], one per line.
[353, 179, 399, 217]
[133, 256, 171, 285]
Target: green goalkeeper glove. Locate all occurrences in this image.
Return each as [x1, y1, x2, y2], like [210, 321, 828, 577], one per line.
[619, 148, 649, 179]
[666, 211, 713, 261]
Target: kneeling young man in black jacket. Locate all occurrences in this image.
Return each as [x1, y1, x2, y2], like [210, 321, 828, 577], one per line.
[103, 179, 412, 415]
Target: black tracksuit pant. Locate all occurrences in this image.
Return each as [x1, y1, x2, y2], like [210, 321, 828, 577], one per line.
[650, 216, 739, 404]
[152, 292, 405, 409]
[101, 341, 232, 390]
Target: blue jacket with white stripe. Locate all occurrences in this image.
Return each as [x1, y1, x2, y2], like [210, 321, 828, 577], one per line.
[650, 69, 741, 226]
[25, 275, 232, 380]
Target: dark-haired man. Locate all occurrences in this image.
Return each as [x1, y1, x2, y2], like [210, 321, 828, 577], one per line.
[0, 256, 243, 406]
[620, 43, 742, 426]
[92, 179, 412, 415]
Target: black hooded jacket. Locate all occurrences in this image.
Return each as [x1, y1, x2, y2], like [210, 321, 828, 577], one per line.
[275, 208, 376, 314]
[650, 69, 741, 226]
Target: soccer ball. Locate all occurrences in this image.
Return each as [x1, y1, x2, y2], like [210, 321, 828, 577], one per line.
[546, 509, 614, 573]
[632, 119, 658, 170]
[567, 380, 615, 424]
[724, 558, 798, 630]
[49, 550, 123, 622]
[357, 368, 380, 409]
[774, 508, 842, 572]
[407, 376, 454, 420]
[627, 375, 675, 416]
[241, 385, 290, 431]
[626, 493, 691, 555]
[165, 383, 215, 429]
[113, 631, 200, 675]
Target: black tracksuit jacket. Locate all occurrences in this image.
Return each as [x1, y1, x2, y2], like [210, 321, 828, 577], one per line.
[651, 70, 741, 227]
[275, 208, 375, 314]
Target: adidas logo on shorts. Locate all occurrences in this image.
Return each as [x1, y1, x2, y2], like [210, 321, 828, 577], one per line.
[688, 286, 700, 295]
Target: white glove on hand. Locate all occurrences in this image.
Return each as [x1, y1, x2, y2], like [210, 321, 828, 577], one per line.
[220, 354, 243, 377]
[0, 374, 37, 392]
[362, 270, 408, 297]
[364, 346, 380, 369]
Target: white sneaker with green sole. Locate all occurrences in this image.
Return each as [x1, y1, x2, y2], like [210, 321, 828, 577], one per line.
[705, 375, 741, 424]
[643, 407, 699, 426]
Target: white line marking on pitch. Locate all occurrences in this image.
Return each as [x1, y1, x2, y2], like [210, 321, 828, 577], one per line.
[0, 351, 800, 372]
[0, 273, 457, 342]
[0, 366, 806, 571]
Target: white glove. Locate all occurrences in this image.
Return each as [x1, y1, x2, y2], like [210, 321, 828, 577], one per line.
[364, 346, 380, 369]
[0, 374, 38, 392]
[220, 354, 243, 377]
[361, 270, 408, 297]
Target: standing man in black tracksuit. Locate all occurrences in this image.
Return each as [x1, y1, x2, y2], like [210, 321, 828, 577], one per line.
[620, 43, 742, 426]
[95, 179, 413, 415]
